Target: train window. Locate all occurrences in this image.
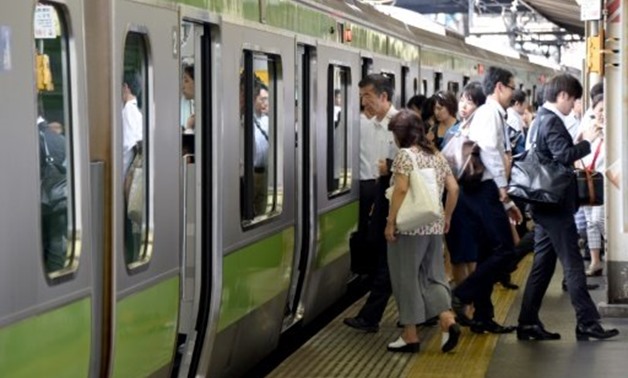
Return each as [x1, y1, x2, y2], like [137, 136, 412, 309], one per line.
[401, 66, 409, 106]
[422, 79, 428, 95]
[122, 32, 152, 268]
[381, 72, 395, 91]
[361, 58, 372, 78]
[447, 81, 460, 95]
[34, 3, 79, 277]
[327, 65, 350, 196]
[434, 72, 442, 92]
[413, 78, 418, 95]
[240, 50, 282, 223]
[463, 76, 470, 86]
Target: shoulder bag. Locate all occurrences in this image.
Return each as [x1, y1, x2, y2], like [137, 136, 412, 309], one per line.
[508, 142, 574, 205]
[441, 116, 484, 189]
[576, 139, 604, 206]
[386, 149, 440, 232]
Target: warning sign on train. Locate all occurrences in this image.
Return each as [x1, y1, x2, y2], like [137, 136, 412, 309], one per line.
[34, 5, 57, 39]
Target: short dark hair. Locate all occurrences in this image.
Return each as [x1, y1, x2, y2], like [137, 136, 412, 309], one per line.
[406, 94, 427, 113]
[359, 73, 394, 103]
[590, 82, 603, 100]
[482, 66, 513, 95]
[461, 81, 486, 106]
[123, 71, 142, 97]
[543, 74, 583, 102]
[592, 93, 604, 109]
[183, 64, 194, 80]
[433, 91, 458, 117]
[510, 89, 527, 106]
[421, 96, 435, 122]
[388, 109, 435, 154]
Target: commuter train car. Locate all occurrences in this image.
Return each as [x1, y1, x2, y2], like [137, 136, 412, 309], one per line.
[0, 1, 555, 377]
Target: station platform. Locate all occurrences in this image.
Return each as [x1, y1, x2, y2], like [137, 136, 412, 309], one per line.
[268, 255, 628, 378]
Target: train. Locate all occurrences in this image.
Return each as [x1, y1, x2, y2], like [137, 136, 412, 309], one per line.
[0, 0, 556, 377]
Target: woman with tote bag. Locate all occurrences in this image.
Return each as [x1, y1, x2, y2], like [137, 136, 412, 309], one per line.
[384, 110, 461, 353]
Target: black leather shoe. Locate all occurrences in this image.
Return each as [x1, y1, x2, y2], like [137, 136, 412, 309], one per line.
[517, 324, 561, 341]
[343, 317, 379, 333]
[576, 322, 620, 341]
[452, 296, 474, 327]
[442, 323, 461, 352]
[471, 320, 516, 334]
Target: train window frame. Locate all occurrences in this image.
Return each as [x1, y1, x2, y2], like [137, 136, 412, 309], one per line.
[327, 64, 351, 198]
[400, 66, 409, 106]
[447, 81, 460, 96]
[34, 2, 81, 280]
[239, 49, 283, 227]
[434, 72, 442, 92]
[122, 29, 154, 271]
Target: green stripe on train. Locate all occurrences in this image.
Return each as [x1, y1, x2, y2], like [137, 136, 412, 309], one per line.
[218, 227, 295, 332]
[112, 276, 179, 378]
[316, 201, 358, 269]
[0, 298, 91, 378]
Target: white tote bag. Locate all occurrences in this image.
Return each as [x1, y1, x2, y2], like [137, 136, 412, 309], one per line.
[386, 149, 441, 232]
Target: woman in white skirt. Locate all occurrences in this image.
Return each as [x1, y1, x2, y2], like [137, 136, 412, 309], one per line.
[384, 110, 461, 353]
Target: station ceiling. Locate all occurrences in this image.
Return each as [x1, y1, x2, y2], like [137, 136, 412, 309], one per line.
[393, 0, 584, 35]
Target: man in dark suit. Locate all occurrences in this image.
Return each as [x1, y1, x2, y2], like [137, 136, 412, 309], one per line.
[516, 74, 618, 341]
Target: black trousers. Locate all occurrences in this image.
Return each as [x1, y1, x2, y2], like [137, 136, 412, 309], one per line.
[452, 180, 516, 322]
[357, 175, 392, 324]
[358, 180, 377, 235]
[518, 209, 600, 325]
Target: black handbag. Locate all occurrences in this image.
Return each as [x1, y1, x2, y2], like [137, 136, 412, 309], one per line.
[576, 140, 604, 206]
[40, 131, 68, 216]
[508, 146, 574, 205]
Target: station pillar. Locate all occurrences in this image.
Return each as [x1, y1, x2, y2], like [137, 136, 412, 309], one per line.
[599, 0, 628, 317]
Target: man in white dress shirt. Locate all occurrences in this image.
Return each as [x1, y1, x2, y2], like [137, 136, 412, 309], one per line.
[344, 74, 398, 332]
[452, 66, 522, 334]
[122, 72, 143, 175]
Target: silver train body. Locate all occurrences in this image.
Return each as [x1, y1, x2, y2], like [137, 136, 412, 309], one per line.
[0, 1, 556, 377]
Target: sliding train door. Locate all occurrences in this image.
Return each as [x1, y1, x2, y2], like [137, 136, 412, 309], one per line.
[282, 41, 317, 331]
[206, 20, 297, 377]
[0, 1, 96, 376]
[173, 13, 221, 378]
[301, 41, 361, 324]
[110, 1, 181, 377]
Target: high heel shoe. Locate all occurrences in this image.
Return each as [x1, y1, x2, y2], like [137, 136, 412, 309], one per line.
[441, 323, 461, 352]
[387, 336, 420, 353]
[585, 264, 603, 277]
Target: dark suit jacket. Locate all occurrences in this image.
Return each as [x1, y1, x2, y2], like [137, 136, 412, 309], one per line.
[533, 107, 591, 213]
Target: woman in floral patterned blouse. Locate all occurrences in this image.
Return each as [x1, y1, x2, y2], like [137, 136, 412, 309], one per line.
[384, 110, 461, 353]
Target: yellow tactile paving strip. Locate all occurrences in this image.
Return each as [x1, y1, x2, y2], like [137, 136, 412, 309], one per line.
[268, 254, 533, 378]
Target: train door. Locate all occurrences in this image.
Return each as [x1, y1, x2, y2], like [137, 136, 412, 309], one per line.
[0, 1, 97, 376]
[172, 16, 220, 377]
[110, 2, 181, 377]
[282, 42, 317, 331]
[301, 41, 360, 324]
[206, 20, 297, 377]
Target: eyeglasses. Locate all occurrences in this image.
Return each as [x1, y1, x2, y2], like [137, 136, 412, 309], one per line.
[503, 83, 516, 91]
